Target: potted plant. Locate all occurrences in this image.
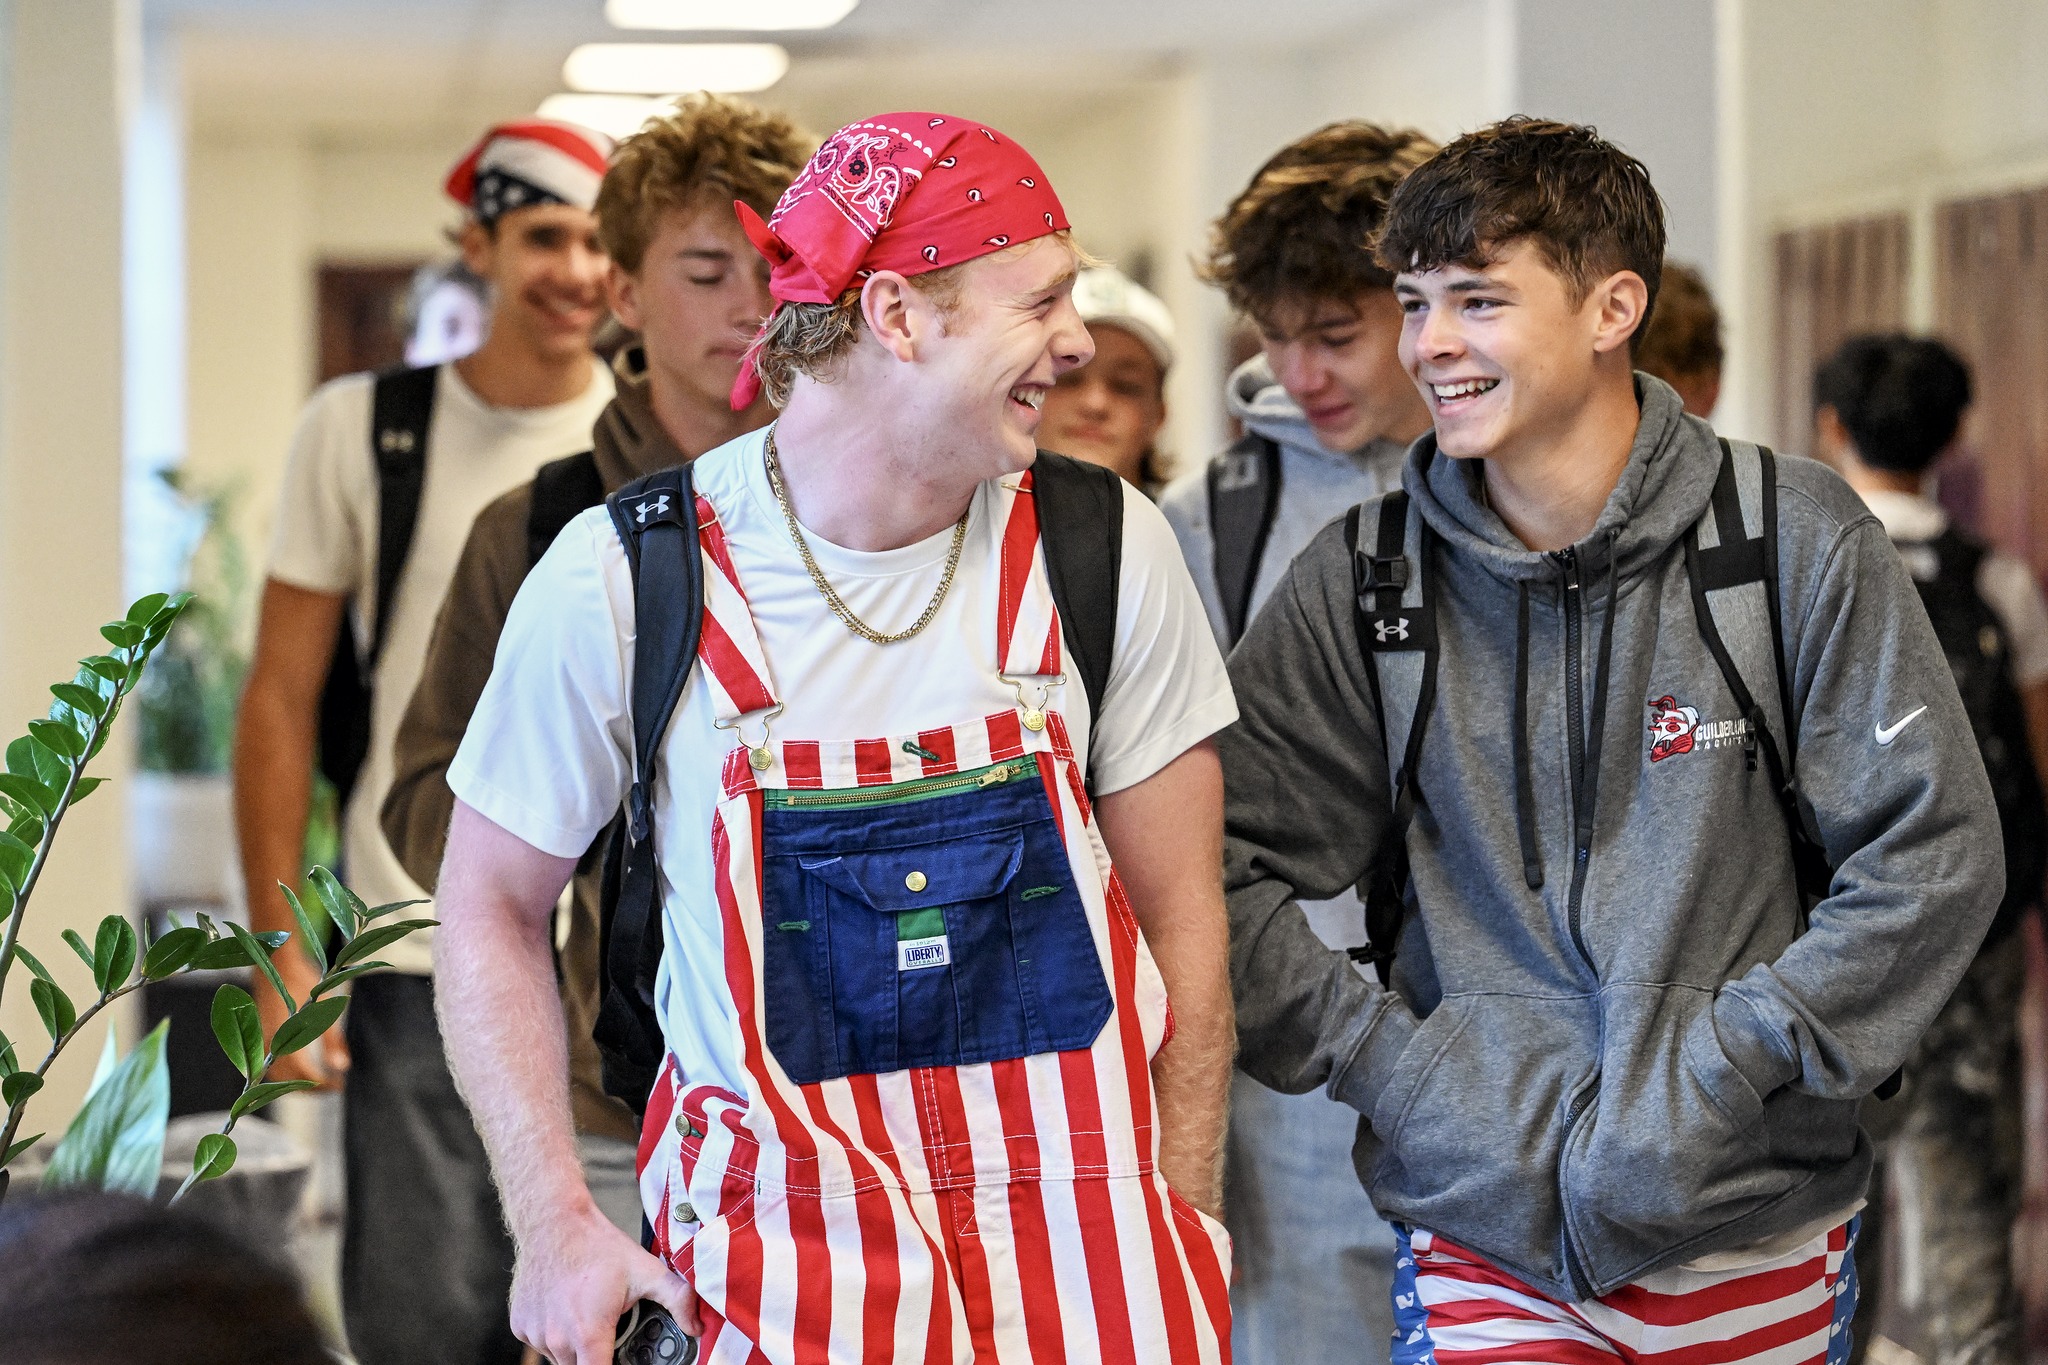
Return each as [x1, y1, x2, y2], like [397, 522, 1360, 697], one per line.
[0, 593, 430, 1207]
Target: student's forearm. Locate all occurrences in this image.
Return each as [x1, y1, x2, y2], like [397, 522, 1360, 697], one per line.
[435, 846, 591, 1243]
[232, 681, 319, 990]
[1146, 887, 1234, 1216]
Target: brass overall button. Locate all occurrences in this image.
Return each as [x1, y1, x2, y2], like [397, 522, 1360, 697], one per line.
[905, 870, 928, 893]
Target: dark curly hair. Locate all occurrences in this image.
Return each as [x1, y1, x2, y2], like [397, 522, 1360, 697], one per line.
[1814, 334, 1973, 475]
[1200, 122, 1439, 322]
[596, 92, 815, 274]
[1374, 117, 1666, 344]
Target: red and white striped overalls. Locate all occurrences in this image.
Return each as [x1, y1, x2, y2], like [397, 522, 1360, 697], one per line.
[633, 471, 1233, 1364]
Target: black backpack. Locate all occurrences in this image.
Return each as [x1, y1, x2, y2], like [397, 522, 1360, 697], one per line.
[317, 365, 438, 812]
[1205, 434, 1283, 646]
[1345, 440, 1840, 984]
[1895, 528, 2047, 945]
[591, 451, 1127, 1114]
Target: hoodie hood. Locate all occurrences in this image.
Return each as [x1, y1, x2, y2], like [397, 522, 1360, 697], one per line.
[592, 342, 690, 488]
[1225, 353, 1407, 482]
[1402, 373, 1721, 585]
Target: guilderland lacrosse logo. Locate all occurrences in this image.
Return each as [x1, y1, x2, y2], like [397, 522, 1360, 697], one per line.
[1647, 694, 1752, 763]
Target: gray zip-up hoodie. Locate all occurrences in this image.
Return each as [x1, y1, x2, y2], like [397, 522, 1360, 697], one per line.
[1160, 355, 1406, 648]
[1222, 375, 2002, 1301]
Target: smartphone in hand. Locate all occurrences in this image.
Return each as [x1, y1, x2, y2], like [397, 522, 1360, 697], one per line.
[615, 1301, 696, 1365]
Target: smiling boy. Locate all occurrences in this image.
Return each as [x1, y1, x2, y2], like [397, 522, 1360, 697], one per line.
[1219, 117, 2001, 1363]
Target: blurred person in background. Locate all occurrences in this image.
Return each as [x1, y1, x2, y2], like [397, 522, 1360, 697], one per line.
[1157, 119, 1437, 1365]
[231, 117, 616, 1365]
[381, 92, 814, 1241]
[1037, 263, 1174, 495]
[402, 257, 491, 368]
[1815, 333, 2048, 1365]
[0, 1190, 333, 1365]
[1635, 259, 1723, 418]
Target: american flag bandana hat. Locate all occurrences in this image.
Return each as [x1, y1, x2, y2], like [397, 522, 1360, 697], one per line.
[444, 119, 614, 225]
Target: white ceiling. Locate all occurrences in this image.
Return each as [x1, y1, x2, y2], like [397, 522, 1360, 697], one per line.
[154, 0, 1409, 140]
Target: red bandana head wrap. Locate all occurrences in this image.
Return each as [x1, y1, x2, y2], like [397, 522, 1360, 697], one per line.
[730, 112, 1069, 408]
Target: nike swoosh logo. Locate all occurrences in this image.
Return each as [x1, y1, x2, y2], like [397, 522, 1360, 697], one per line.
[1875, 706, 1928, 746]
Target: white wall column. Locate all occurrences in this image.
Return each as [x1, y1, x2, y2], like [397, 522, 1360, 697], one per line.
[0, 0, 139, 1127]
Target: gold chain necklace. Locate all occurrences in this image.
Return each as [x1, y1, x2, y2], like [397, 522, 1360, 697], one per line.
[764, 429, 970, 646]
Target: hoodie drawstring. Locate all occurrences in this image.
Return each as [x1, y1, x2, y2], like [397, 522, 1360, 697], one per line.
[1514, 530, 1622, 895]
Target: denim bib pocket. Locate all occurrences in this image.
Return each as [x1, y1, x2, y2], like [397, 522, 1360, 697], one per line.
[758, 761, 1113, 1085]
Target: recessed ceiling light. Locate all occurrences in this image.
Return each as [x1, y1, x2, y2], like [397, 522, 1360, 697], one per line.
[606, 0, 857, 30]
[563, 42, 790, 94]
[536, 93, 673, 140]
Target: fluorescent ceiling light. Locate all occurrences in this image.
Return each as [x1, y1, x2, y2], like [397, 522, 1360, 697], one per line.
[563, 42, 789, 93]
[606, 0, 857, 30]
[537, 93, 672, 140]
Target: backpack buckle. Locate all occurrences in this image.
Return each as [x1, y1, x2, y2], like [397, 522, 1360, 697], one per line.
[1355, 550, 1410, 598]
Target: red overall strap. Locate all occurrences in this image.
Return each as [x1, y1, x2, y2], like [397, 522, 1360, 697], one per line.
[694, 492, 780, 725]
[996, 470, 1063, 679]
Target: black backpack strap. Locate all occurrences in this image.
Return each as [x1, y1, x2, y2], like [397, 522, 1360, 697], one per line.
[1682, 439, 1830, 904]
[366, 363, 438, 664]
[1207, 435, 1283, 645]
[526, 450, 607, 569]
[1031, 451, 1124, 741]
[316, 364, 437, 810]
[1345, 490, 1437, 986]
[593, 465, 704, 1111]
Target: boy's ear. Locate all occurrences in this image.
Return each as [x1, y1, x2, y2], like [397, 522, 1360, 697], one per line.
[858, 271, 926, 364]
[605, 261, 642, 332]
[457, 218, 495, 280]
[1588, 269, 1650, 357]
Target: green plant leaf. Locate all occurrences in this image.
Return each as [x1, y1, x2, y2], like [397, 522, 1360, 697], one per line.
[0, 773, 55, 818]
[49, 683, 106, 719]
[228, 1079, 319, 1122]
[0, 1031, 16, 1076]
[362, 896, 429, 922]
[188, 929, 288, 972]
[26, 719, 81, 761]
[126, 593, 170, 625]
[141, 925, 207, 979]
[310, 961, 389, 998]
[333, 919, 437, 971]
[9, 813, 45, 849]
[188, 1131, 236, 1183]
[29, 977, 75, 1041]
[307, 866, 365, 939]
[9, 942, 55, 984]
[209, 984, 264, 1081]
[2, 1070, 43, 1107]
[2, 1133, 44, 1169]
[92, 915, 137, 993]
[41, 1019, 170, 1197]
[0, 828, 38, 886]
[79, 655, 125, 686]
[280, 883, 328, 974]
[61, 928, 96, 974]
[269, 995, 347, 1058]
[69, 777, 103, 803]
[99, 621, 143, 650]
[230, 922, 293, 1013]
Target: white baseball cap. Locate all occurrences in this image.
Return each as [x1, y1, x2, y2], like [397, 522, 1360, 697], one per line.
[1071, 266, 1175, 372]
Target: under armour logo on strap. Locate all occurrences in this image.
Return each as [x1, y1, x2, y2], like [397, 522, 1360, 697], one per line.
[378, 429, 416, 455]
[635, 494, 671, 524]
[1376, 617, 1411, 643]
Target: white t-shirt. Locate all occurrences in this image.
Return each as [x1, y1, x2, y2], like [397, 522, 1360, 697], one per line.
[449, 427, 1236, 1068]
[267, 361, 615, 974]
[1857, 489, 2048, 687]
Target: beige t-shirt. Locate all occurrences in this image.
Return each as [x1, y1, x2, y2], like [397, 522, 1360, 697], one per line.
[266, 360, 614, 974]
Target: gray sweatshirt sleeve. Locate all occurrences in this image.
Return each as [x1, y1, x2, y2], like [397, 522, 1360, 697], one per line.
[1218, 520, 1420, 1112]
[1710, 507, 2004, 1108]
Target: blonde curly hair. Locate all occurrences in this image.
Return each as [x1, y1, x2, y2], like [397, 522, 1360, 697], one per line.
[595, 93, 815, 274]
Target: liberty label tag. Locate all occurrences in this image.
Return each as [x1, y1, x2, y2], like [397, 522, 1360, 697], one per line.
[897, 935, 951, 972]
